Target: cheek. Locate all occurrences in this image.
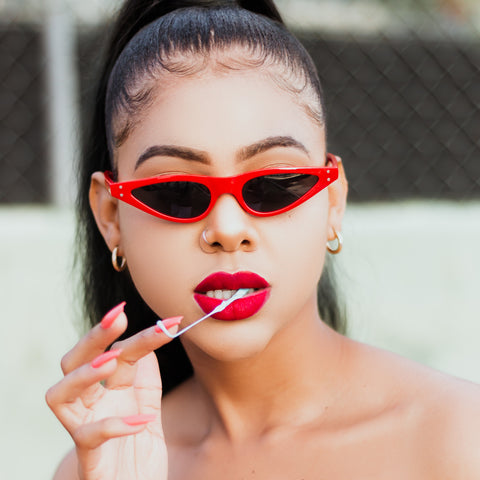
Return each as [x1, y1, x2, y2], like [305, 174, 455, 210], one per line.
[119, 211, 200, 318]
[268, 194, 329, 308]
[278, 194, 328, 270]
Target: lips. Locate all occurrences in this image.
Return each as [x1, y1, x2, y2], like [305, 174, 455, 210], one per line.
[194, 271, 270, 321]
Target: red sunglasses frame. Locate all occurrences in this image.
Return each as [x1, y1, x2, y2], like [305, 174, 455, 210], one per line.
[104, 153, 338, 223]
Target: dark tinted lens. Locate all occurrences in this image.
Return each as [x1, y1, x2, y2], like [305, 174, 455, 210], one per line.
[243, 173, 318, 212]
[132, 181, 211, 219]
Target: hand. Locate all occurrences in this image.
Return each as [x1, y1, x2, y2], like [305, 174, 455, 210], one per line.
[46, 303, 182, 480]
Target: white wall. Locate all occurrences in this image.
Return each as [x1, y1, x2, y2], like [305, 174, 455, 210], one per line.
[1, 202, 479, 479]
[339, 201, 480, 382]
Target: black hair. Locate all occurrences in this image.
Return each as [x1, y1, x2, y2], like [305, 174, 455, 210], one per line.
[104, 4, 326, 156]
[77, 0, 345, 394]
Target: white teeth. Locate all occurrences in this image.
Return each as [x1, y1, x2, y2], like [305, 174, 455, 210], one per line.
[205, 288, 256, 299]
[205, 290, 235, 299]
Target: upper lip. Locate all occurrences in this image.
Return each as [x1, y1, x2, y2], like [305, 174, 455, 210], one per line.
[194, 271, 269, 293]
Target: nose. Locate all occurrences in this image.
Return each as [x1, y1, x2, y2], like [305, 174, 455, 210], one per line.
[200, 194, 259, 253]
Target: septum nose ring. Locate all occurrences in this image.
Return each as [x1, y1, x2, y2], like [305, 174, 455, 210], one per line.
[202, 229, 213, 246]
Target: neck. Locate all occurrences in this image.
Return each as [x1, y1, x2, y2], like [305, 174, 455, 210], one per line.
[184, 307, 349, 442]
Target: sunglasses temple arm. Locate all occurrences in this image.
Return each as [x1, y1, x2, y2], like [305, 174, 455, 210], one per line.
[156, 288, 250, 339]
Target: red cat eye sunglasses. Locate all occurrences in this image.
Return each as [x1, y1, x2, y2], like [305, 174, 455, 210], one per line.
[104, 153, 338, 223]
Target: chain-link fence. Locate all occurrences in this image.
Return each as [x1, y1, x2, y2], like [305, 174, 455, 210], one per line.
[1, 0, 479, 203]
[302, 32, 480, 200]
[0, 21, 47, 203]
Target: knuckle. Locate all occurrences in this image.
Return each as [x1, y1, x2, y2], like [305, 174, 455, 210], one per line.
[111, 328, 158, 367]
[110, 339, 124, 351]
[45, 386, 57, 408]
[60, 352, 73, 374]
[72, 426, 91, 449]
[73, 420, 115, 450]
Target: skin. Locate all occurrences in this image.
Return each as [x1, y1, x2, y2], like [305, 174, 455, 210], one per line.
[46, 67, 480, 480]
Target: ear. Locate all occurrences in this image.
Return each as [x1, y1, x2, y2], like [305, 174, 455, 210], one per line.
[327, 156, 348, 241]
[89, 171, 122, 252]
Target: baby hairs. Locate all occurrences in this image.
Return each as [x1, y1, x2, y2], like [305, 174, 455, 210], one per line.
[77, 0, 345, 393]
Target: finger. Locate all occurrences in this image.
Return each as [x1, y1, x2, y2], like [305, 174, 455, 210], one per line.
[132, 353, 163, 416]
[47, 350, 121, 410]
[105, 317, 182, 389]
[61, 302, 128, 375]
[73, 414, 157, 451]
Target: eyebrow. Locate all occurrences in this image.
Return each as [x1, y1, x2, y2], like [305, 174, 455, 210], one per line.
[135, 145, 209, 169]
[237, 136, 310, 162]
[135, 135, 309, 170]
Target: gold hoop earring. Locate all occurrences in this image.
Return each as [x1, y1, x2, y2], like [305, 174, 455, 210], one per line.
[111, 246, 127, 272]
[326, 228, 343, 255]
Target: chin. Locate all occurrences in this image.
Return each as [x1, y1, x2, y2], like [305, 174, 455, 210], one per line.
[181, 322, 274, 363]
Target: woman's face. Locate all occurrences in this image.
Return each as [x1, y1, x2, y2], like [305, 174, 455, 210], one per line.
[94, 69, 346, 361]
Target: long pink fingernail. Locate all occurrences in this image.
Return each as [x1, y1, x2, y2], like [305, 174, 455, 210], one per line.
[122, 414, 156, 426]
[91, 349, 122, 368]
[154, 316, 183, 333]
[100, 302, 126, 329]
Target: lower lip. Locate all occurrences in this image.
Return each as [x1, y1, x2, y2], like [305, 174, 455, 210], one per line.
[193, 289, 270, 321]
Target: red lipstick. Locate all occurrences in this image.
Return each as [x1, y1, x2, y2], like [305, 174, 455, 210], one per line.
[194, 271, 270, 321]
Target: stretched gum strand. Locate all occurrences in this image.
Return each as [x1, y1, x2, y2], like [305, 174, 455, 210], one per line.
[91, 349, 122, 369]
[100, 301, 126, 329]
[156, 288, 249, 339]
[154, 316, 183, 333]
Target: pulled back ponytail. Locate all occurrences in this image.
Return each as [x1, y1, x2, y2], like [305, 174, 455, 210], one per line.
[106, 0, 282, 83]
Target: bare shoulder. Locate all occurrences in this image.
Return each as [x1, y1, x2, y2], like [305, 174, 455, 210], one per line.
[351, 340, 480, 478]
[422, 372, 480, 479]
[51, 448, 78, 480]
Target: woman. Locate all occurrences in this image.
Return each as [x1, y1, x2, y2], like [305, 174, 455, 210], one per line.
[46, 1, 480, 478]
